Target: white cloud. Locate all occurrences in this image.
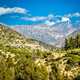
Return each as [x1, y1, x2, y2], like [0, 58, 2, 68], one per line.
[73, 12, 80, 17]
[21, 14, 56, 25]
[21, 16, 47, 21]
[0, 7, 27, 15]
[21, 13, 71, 25]
[57, 12, 80, 23]
[48, 14, 54, 20]
[45, 20, 55, 26]
[20, 12, 80, 25]
[66, 12, 80, 17]
[61, 17, 70, 22]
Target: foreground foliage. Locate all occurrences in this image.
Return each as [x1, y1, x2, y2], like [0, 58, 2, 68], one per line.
[0, 46, 80, 80]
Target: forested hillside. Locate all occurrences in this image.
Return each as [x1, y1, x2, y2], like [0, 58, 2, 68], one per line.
[65, 33, 80, 50]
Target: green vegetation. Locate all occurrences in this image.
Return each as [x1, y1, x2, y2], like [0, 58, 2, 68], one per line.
[64, 33, 80, 50]
[0, 24, 80, 80]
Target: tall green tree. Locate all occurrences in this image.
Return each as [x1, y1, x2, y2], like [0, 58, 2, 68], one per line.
[75, 33, 80, 48]
[64, 38, 68, 50]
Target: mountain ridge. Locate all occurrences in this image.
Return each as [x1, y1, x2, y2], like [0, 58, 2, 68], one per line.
[0, 24, 54, 51]
[14, 21, 77, 47]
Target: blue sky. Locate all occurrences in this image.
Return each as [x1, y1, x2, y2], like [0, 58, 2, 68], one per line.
[0, 0, 80, 25]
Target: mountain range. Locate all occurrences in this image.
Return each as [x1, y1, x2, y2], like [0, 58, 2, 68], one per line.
[13, 21, 80, 47]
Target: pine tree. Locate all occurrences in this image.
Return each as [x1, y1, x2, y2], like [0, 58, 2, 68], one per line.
[75, 34, 79, 48]
[64, 38, 68, 50]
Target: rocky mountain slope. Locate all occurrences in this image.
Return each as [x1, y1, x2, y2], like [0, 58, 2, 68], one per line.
[68, 28, 80, 38]
[14, 21, 77, 47]
[0, 24, 54, 50]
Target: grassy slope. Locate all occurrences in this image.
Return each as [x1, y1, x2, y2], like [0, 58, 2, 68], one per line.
[0, 24, 80, 80]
